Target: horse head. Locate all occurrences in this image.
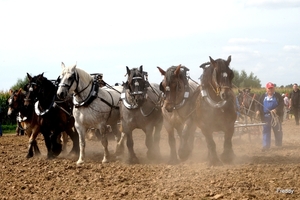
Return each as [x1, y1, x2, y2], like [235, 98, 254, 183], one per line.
[201, 55, 233, 101]
[158, 64, 190, 112]
[57, 62, 81, 100]
[7, 88, 24, 116]
[125, 65, 149, 103]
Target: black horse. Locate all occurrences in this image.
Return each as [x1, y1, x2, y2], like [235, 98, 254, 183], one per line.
[182, 56, 237, 166]
[118, 65, 163, 164]
[25, 73, 79, 159]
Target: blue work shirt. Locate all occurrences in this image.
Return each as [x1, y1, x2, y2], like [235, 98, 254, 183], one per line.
[263, 93, 278, 114]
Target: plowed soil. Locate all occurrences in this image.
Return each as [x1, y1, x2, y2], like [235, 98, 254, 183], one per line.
[0, 119, 299, 199]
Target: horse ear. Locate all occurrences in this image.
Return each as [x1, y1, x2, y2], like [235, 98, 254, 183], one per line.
[126, 66, 130, 77]
[157, 66, 166, 76]
[9, 89, 13, 95]
[209, 56, 216, 66]
[174, 65, 181, 76]
[139, 65, 143, 73]
[27, 73, 32, 81]
[227, 55, 232, 65]
[61, 62, 65, 69]
[17, 88, 22, 94]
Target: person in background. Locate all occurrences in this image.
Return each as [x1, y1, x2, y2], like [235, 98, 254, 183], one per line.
[289, 83, 300, 125]
[256, 82, 284, 151]
[283, 93, 290, 121]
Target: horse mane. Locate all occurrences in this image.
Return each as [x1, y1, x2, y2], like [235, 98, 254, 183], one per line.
[64, 66, 93, 84]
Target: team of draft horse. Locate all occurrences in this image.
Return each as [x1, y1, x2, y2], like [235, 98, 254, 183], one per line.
[7, 55, 237, 166]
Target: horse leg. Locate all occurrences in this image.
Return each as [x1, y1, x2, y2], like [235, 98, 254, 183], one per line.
[99, 124, 110, 163]
[76, 124, 86, 165]
[178, 120, 196, 161]
[166, 124, 179, 165]
[26, 128, 40, 158]
[203, 131, 222, 166]
[144, 126, 155, 160]
[65, 126, 80, 157]
[126, 130, 139, 164]
[220, 129, 235, 164]
[113, 123, 125, 156]
[152, 122, 162, 160]
[42, 129, 55, 159]
[115, 132, 126, 157]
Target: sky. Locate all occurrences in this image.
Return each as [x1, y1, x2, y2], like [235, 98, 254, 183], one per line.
[0, 0, 300, 91]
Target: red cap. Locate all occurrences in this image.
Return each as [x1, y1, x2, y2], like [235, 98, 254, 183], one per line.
[266, 82, 274, 89]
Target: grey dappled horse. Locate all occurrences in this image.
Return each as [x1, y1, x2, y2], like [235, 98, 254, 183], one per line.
[118, 65, 163, 164]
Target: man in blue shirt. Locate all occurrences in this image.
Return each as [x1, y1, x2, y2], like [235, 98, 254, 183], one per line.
[256, 82, 284, 151]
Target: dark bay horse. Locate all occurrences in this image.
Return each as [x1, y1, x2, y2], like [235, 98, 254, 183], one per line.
[157, 65, 198, 164]
[7, 88, 41, 158]
[118, 65, 163, 164]
[187, 55, 237, 166]
[25, 73, 79, 159]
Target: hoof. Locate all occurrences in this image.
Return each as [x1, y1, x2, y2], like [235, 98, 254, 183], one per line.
[167, 158, 180, 165]
[220, 151, 236, 164]
[178, 148, 191, 161]
[128, 156, 139, 164]
[76, 160, 84, 165]
[26, 153, 33, 159]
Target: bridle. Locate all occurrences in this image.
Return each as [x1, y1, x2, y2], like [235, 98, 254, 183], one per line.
[160, 67, 190, 110]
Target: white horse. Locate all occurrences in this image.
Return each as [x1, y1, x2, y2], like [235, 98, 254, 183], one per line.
[57, 63, 123, 165]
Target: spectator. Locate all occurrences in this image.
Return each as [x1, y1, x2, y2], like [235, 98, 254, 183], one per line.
[283, 93, 290, 120]
[289, 83, 300, 125]
[256, 82, 284, 151]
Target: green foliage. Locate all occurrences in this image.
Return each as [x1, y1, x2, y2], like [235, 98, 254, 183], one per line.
[10, 76, 28, 91]
[0, 91, 13, 125]
[2, 124, 17, 133]
[232, 69, 261, 88]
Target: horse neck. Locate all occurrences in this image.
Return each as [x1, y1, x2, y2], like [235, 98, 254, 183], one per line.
[74, 71, 93, 100]
[37, 81, 56, 108]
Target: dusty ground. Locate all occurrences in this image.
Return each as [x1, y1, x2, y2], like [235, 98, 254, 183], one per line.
[0, 118, 300, 200]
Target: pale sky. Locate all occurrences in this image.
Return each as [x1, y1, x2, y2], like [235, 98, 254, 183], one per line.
[1, 0, 300, 91]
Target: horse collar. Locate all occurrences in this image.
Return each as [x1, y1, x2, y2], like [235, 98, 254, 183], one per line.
[121, 88, 139, 109]
[34, 95, 56, 116]
[173, 84, 190, 110]
[73, 79, 99, 108]
[200, 87, 227, 109]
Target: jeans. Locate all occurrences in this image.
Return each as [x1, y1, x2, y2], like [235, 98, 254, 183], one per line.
[262, 114, 283, 148]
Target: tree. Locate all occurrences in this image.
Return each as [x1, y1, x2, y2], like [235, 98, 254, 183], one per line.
[232, 69, 261, 88]
[10, 76, 28, 91]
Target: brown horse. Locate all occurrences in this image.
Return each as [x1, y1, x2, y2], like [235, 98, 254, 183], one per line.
[118, 65, 163, 164]
[157, 65, 198, 164]
[7, 88, 41, 158]
[186, 56, 237, 166]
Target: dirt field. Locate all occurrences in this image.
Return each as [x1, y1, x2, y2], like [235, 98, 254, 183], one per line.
[0, 119, 299, 200]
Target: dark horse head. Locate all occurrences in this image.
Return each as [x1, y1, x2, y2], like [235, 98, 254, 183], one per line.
[124, 65, 149, 104]
[157, 64, 190, 112]
[200, 56, 234, 107]
[7, 88, 25, 117]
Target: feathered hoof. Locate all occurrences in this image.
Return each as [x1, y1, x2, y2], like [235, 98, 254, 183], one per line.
[178, 148, 191, 162]
[167, 158, 180, 165]
[208, 159, 223, 167]
[127, 156, 139, 164]
[220, 152, 236, 164]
